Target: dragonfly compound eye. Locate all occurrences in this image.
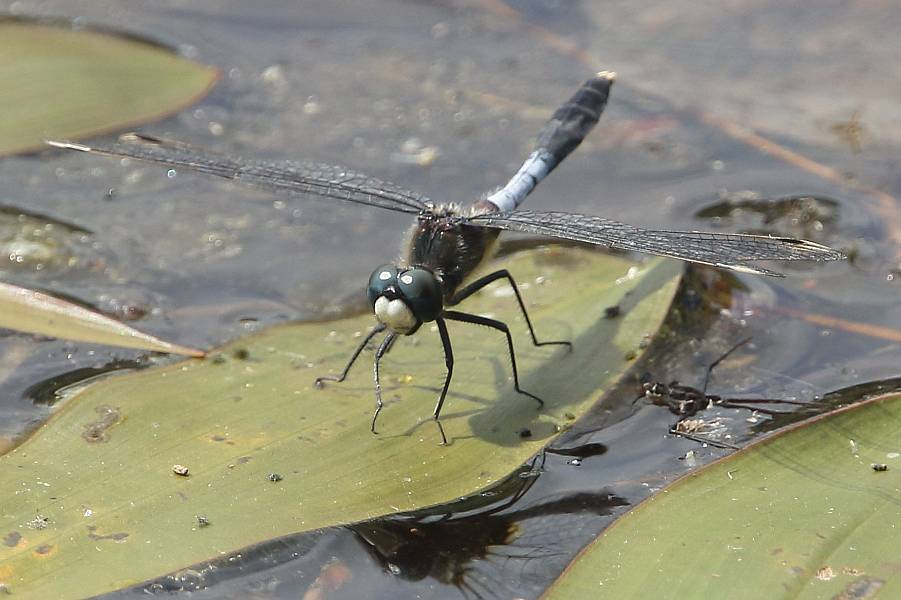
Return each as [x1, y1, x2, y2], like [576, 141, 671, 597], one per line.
[367, 264, 399, 308]
[396, 267, 443, 323]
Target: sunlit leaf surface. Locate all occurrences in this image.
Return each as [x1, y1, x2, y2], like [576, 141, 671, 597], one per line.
[544, 392, 901, 600]
[0, 280, 204, 356]
[0, 248, 678, 597]
[0, 17, 218, 156]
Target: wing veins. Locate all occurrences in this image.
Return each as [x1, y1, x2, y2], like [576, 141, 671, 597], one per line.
[47, 135, 429, 214]
[465, 210, 844, 276]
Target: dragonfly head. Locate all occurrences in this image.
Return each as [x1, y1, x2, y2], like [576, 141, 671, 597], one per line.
[368, 264, 443, 335]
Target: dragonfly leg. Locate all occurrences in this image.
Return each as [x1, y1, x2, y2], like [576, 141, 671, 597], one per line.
[701, 337, 752, 393]
[449, 269, 571, 351]
[432, 317, 453, 445]
[444, 310, 544, 408]
[315, 323, 386, 387]
[371, 331, 397, 435]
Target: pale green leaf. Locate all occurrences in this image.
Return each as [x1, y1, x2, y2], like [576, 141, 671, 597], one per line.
[0, 280, 204, 356]
[0, 17, 218, 156]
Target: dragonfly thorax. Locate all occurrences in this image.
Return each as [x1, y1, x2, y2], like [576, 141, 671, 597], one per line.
[367, 264, 443, 335]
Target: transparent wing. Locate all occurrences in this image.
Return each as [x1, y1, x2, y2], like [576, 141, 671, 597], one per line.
[465, 209, 845, 277]
[47, 134, 430, 215]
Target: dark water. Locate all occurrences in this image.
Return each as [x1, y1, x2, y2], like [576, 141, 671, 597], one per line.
[0, 1, 899, 598]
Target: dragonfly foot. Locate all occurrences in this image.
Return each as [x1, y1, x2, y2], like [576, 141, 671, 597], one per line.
[434, 417, 448, 445]
[314, 375, 344, 388]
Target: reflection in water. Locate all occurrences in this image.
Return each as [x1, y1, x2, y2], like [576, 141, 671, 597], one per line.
[352, 489, 625, 599]
[121, 458, 626, 599]
[24, 359, 143, 406]
[0, 204, 102, 274]
[350, 455, 622, 599]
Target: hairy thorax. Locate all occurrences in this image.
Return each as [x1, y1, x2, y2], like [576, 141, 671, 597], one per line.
[403, 201, 501, 300]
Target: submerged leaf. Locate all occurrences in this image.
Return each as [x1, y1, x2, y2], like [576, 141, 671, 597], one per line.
[543, 392, 901, 600]
[0, 248, 679, 597]
[0, 280, 204, 356]
[0, 17, 218, 156]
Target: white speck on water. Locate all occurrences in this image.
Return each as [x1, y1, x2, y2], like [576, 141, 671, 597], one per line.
[684, 450, 697, 467]
[167, 169, 177, 178]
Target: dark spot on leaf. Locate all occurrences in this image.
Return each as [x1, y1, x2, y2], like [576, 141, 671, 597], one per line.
[834, 577, 884, 600]
[34, 544, 53, 555]
[210, 435, 227, 442]
[82, 404, 120, 443]
[86, 525, 128, 542]
[518, 428, 532, 439]
[232, 348, 250, 360]
[603, 305, 621, 318]
[237, 456, 251, 464]
[2, 532, 21, 547]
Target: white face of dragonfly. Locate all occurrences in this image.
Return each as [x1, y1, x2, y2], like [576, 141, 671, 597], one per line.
[367, 264, 444, 336]
[373, 295, 418, 334]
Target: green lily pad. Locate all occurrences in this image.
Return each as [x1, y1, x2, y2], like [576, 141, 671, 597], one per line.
[0, 280, 204, 356]
[0, 17, 218, 156]
[543, 392, 901, 600]
[0, 248, 679, 597]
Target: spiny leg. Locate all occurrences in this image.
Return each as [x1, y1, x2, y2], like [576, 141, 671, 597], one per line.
[315, 322, 387, 387]
[432, 317, 453, 445]
[383, 331, 399, 355]
[449, 269, 571, 350]
[371, 330, 397, 435]
[443, 309, 544, 408]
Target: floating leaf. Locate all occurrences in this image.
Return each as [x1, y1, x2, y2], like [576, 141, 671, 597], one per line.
[0, 17, 218, 156]
[543, 392, 901, 600]
[0, 249, 679, 597]
[0, 280, 204, 356]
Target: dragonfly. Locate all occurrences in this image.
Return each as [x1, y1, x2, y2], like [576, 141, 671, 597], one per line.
[48, 71, 843, 444]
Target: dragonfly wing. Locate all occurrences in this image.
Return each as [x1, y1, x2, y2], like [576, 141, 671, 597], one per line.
[465, 209, 845, 277]
[47, 134, 430, 214]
